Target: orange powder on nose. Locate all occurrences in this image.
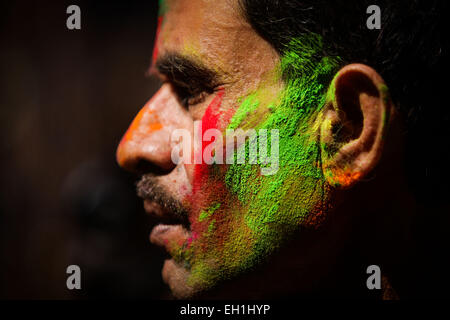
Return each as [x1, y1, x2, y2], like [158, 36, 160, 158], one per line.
[120, 108, 149, 144]
[149, 123, 163, 131]
[121, 108, 163, 144]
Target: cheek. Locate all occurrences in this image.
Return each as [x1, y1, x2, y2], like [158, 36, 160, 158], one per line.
[182, 89, 229, 194]
[192, 90, 224, 192]
[182, 90, 240, 227]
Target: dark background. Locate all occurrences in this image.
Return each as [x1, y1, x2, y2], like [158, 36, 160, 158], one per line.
[0, 1, 449, 300]
[0, 1, 169, 299]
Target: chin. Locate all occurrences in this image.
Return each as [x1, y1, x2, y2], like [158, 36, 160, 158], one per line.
[163, 257, 231, 299]
[162, 259, 197, 299]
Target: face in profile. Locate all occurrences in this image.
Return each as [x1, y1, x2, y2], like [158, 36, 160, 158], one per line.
[116, 0, 395, 298]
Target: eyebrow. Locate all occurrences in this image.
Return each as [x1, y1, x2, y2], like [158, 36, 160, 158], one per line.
[150, 53, 222, 95]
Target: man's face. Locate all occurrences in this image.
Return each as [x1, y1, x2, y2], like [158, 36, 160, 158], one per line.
[117, 0, 332, 298]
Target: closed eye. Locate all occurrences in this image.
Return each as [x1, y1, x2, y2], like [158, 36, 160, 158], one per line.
[152, 52, 222, 108]
[170, 82, 213, 108]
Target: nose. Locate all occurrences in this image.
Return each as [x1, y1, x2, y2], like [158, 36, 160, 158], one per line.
[116, 84, 192, 174]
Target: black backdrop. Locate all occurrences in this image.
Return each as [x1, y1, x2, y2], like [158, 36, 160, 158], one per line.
[0, 1, 169, 299]
[1, 0, 449, 300]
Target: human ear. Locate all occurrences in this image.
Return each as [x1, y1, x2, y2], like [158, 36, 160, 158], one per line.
[320, 64, 394, 188]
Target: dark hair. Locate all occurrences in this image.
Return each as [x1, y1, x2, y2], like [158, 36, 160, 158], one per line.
[240, 0, 449, 204]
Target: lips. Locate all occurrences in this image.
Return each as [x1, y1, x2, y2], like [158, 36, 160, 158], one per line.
[150, 224, 191, 250]
[144, 199, 192, 254]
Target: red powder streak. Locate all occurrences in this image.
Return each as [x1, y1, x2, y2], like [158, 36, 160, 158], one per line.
[186, 232, 199, 249]
[192, 89, 225, 195]
[151, 16, 164, 67]
[202, 90, 225, 138]
[186, 89, 243, 250]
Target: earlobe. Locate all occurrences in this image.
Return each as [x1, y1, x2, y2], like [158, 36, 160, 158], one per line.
[320, 64, 394, 188]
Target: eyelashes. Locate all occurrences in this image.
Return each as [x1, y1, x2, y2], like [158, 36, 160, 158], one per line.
[183, 91, 209, 107]
[171, 82, 213, 108]
[154, 53, 223, 108]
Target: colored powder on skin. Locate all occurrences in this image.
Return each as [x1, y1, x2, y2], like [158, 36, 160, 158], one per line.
[121, 108, 161, 145]
[164, 32, 343, 291]
[380, 84, 391, 139]
[207, 220, 216, 235]
[225, 36, 340, 272]
[192, 89, 225, 196]
[186, 89, 241, 276]
[184, 33, 342, 288]
[198, 203, 221, 222]
[158, 0, 168, 16]
[225, 34, 340, 218]
[149, 123, 163, 131]
[152, 16, 164, 67]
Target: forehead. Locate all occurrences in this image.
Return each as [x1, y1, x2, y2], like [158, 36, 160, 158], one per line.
[160, 0, 244, 55]
[158, 0, 279, 87]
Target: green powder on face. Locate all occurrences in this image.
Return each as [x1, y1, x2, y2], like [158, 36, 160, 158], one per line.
[227, 93, 261, 131]
[198, 202, 221, 222]
[222, 34, 341, 273]
[171, 240, 194, 270]
[207, 220, 216, 234]
[187, 33, 342, 289]
[158, 0, 168, 16]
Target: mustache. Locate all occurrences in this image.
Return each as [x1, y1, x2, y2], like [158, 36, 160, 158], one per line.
[136, 174, 189, 222]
